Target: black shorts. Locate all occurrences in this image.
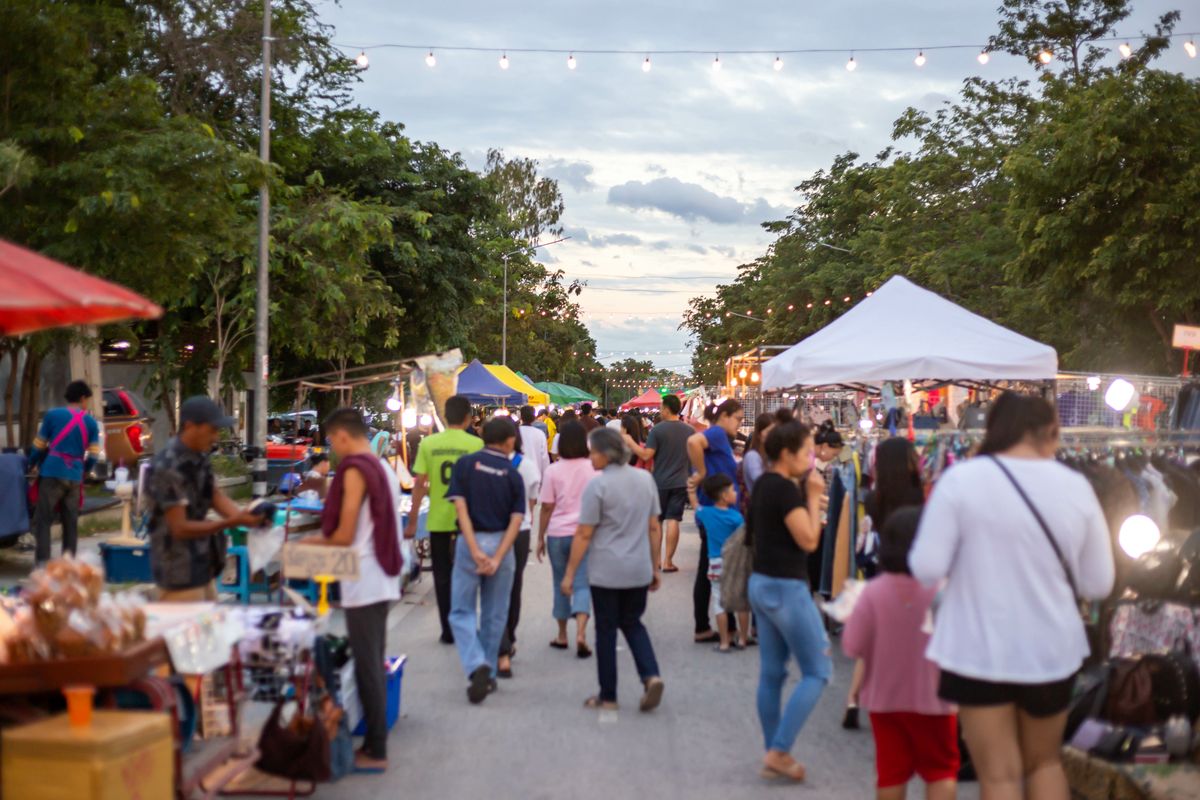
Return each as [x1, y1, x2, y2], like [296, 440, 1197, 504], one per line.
[658, 487, 688, 521]
[938, 670, 1076, 718]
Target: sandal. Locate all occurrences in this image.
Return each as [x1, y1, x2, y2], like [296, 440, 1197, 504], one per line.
[583, 696, 618, 710]
[576, 641, 592, 659]
[640, 677, 665, 712]
[760, 762, 806, 782]
[693, 631, 719, 644]
[662, 565, 679, 573]
[549, 639, 569, 650]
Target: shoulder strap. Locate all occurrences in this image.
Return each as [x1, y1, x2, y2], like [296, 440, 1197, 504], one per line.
[47, 409, 88, 456]
[987, 455, 1079, 598]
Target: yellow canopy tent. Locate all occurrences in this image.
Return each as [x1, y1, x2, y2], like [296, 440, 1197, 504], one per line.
[455, 363, 550, 405]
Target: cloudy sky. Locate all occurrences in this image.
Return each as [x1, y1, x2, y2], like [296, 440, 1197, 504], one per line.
[322, 0, 1199, 372]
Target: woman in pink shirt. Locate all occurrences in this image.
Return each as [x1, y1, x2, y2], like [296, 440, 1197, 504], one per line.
[536, 421, 598, 658]
[843, 506, 959, 800]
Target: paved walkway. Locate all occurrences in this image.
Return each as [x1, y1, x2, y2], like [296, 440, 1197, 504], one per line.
[326, 514, 979, 800]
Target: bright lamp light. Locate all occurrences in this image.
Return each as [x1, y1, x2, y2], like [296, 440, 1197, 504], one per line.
[1086, 376, 1101, 391]
[419, 414, 433, 427]
[1118, 514, 1160, 559]
[977, 50, 990, 64]
[425, 51, 436, 68]
[401, 409, 418, 428]
[355, 51, 369, 70]
[1105, 378, 1136, 411]
[386, 395, 402, 413]
[859, 418, 874, 431]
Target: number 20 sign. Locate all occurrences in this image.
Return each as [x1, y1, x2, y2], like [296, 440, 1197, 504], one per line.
[281, 543, 360, 580]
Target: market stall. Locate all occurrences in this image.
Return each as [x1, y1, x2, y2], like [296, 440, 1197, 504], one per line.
[531, 380, 598, 406]
[455, 359, 526, 406]
[475, 364, 549, 406]
[620, 388, 672, 412]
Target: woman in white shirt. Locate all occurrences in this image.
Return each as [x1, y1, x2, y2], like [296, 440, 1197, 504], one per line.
[910, 392, 1114, 800]
[497, 434, 542, 679]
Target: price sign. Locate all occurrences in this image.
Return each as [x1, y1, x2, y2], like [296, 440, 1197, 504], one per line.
[281, 543, 360, 580]
[1173, 324, 1200, 350]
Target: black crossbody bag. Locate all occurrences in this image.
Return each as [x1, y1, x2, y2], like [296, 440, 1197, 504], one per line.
[988, 456, 1098, 663]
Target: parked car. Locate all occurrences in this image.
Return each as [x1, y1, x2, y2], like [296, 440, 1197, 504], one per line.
[101, 387, 154, 467]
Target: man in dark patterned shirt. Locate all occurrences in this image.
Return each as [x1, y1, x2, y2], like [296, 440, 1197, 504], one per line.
[148, 397, 264, 601]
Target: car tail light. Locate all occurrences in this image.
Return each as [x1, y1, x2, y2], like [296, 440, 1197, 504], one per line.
[126, 424, 144, 453]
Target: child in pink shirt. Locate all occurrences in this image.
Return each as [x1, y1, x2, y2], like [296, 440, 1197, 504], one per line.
[843, 506, 958, 800]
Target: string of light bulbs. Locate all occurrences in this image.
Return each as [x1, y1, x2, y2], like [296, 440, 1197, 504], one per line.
[345, 32, 1199, 72]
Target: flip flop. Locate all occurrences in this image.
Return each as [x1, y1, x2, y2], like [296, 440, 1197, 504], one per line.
[354, 764, 387, 775]
[577, 642, 592, 659]
[714, 645, 734, 654]
[693, 631, 719, 644]
[760, 762, 806, 782]
[662, 566, 680, 573]
[584, 696, 618, 710]
[549, 640, 569, 650]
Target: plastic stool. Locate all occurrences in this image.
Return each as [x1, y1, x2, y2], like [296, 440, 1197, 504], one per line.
[222, 545, 271, 604]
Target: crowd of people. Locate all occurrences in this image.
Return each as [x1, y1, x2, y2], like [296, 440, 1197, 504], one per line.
[20, 379, 1116, 797]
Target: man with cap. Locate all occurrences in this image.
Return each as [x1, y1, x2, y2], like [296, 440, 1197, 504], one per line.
[148, 397, 265, 602]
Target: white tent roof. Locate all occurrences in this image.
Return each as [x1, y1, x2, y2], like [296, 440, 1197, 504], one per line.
[762, 276, 1058, 389]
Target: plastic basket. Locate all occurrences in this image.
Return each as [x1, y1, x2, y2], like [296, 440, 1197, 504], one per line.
[99, 541, 152, 583]
[351, 656, 406, 736]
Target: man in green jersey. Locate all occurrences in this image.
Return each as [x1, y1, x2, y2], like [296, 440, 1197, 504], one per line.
[406, 395, 482, 643]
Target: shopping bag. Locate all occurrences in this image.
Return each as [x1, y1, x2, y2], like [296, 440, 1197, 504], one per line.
[719, 526, 753, 613]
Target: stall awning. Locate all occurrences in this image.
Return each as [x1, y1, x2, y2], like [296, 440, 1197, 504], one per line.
[533, 381, 599, 406]
[474, 364, 548, 405]
[621, 388, 669, 411]
[456, 360, 527, 406]
[763, 276, 1058, 390]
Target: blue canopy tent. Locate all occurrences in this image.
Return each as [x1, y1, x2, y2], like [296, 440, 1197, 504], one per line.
[456, 359, 527, 406]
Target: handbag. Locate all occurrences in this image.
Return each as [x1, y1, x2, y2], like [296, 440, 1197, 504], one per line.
[719, 525, 753, 613]
[255, 699, 332, 783]
[989, 456, 1098, 661]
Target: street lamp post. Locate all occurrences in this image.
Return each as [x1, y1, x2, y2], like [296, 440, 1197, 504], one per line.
[499, 236, 570, 366]
[251, 0, 272, 498]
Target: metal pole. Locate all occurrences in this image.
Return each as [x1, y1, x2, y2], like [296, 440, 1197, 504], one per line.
[252, 0, 272, 498]
[501, 254, 508, 366]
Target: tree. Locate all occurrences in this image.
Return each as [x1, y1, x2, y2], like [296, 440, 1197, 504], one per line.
[485, 149, 565, 243]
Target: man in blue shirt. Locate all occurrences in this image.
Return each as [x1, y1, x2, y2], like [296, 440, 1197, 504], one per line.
[29, 380, 101, 564]
[686, 399, 744, 641]
[446, 416, 526, 704]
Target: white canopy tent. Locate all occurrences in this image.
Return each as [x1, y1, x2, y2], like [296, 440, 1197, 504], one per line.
[762, 276, 1058, 390]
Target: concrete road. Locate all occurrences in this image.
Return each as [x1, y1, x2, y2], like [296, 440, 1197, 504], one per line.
[325, 514, 979, 800]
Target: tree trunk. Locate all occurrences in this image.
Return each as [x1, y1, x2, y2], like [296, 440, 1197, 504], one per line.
[3, 339, 20, 446]
[18, 349, 42, 448]
[1147, 307, 1175, 373]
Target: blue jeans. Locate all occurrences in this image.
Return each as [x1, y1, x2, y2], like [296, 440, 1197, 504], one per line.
[591, 585, 659, 703]
[449, 532, 516, 679]
[748, 573, 832, 753]
[547, 536, 591, 620]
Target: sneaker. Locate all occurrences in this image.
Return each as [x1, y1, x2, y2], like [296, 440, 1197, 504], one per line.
[467, 665, 491, 704]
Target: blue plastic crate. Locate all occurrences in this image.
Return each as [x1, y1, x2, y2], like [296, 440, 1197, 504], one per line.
[352, 656, 406, 736]
[99, 541, 153, 583]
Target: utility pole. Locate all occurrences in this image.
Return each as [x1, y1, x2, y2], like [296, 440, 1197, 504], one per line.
[252, 0, 272, 498]
[501, 253, 509, 366]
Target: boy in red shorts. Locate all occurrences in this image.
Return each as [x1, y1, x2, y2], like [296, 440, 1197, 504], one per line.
[843, 507, 959, 800]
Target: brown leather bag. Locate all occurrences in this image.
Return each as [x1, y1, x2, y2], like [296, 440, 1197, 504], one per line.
[256, 700, 331, 782]
[1105, 658, 1157, 726]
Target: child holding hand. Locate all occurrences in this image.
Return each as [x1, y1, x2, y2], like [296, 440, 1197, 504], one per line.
[843, 506, 958, 800]
[695, 474, 751, 653]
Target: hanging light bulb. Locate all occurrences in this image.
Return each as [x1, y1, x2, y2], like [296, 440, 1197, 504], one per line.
[1184, 40, 1197, 58]
[977, 50, 990, 64]
[1038, 48, 1053, 64]
[386, 385, 401, 412]
[1119, 515, 1161, 559]
[773, 56, 784, 71]
[401, 408, 418, 429]
[567, 53, 577, 70]
[499, 53, 510, 70]
[738, 368, 748, 379]
[642, 56, 652, 73]
[355, 51, 369, 70]
[419, 414, 433, 427]
[422, 51, 436, 68]
[1105, 378, 1136, 411]
[712, 55, 722, 71]
[914, 51, 926, 67]
[750, 372, 760, 384]
[846, 55, 857, 72]
[1118, 42, 1133, 59]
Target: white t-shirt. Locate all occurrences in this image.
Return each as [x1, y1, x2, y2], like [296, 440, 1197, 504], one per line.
[339, 458, 403, 609]
[519, 425, 550, 478]
[514, 454, 541, 533]
[910, 455, 1115, 683]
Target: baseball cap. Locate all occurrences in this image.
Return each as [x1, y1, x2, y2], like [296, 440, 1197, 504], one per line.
[179, 396, 236, 429]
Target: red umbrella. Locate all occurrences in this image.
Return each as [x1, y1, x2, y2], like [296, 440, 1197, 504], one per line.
[0, 239, 162, 336]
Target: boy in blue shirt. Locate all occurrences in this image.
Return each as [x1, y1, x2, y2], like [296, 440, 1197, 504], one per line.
[695, 473, 749, 652]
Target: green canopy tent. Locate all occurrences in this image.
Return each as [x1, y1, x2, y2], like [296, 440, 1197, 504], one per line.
[531, 380, 599, 406]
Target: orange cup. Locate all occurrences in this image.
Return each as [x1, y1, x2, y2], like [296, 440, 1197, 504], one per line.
[63, 685, 95, 728]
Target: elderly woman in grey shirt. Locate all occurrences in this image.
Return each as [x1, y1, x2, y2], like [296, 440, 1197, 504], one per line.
[562, 428, 666, 713]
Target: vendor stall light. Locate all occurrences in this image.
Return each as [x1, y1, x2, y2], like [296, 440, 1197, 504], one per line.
[729, 378, 738, 388]
[1038, 49, 1053, 64]
[567, 53, 577, 70]
[386, 391, 402, 413]
[1086, 376, 1101, 391]
[401, 409, 418, 429]
[914, 51, 926, 67]
[1118, 42, 1132, 59]
[1105, 378, 1136, 411]
[774, 56, 784, 71]
[846, 55, 857, 72]
[419, 414, 433, 427]
[750, 372, 760, 384]
[859, 418, 874, 431]
[494, 408, 510, 418]
[355, 51, 369, 70]
[738, 368, 748, 379]
[425, 51, 437, 68]
[1185, 40, 1197, 58]
[977, 50, 990, 64]
[499, 53, 510, 70]
[1118, 514, 1160, 559]
[184, 344, 195, 352]
[112, 340, 131, 350]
